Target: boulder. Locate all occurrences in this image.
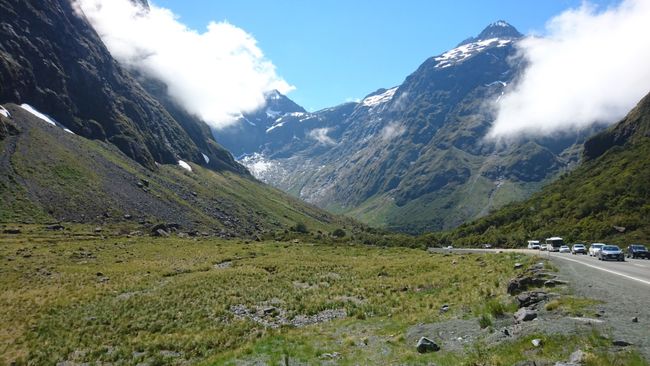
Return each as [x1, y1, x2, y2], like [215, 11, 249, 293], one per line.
[514, 308, 537, 322]
[416, 337, 440, 353]
[154, 229, 170, 237]
[531, 338, 542, 347]
[569, 350, 586, 364]
[516, 291, 548, 308]
[507, 275, 546, 295]
[514, 263, 524, 269]
[612, 340, 632, 347]
[45, 224, 65, 231]
[151, 223, 180, 235]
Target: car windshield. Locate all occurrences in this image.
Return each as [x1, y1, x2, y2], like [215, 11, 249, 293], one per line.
[574, 244, 585, 248]
[632, 245, 648, 250]
[592, 244, 604, 248]
[602, 246, 619, 251]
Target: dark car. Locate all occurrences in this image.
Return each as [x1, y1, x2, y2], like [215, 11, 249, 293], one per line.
[627, 244, 649, 259]
[598, 245, 625, 261]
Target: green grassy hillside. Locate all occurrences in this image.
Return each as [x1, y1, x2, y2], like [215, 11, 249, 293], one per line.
[0, 104, 352, 237]
[438, 93, 650, 247]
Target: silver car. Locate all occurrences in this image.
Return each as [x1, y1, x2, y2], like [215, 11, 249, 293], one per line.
[598, 245, 625, 261]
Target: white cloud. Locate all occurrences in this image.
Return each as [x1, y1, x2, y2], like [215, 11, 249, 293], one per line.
[308, 128, 336, 145]
[488, 0, 650, 139]
[380, 121, 405, 142]
[73, 0, 293, 129]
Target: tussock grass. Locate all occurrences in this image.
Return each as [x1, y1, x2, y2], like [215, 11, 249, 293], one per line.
[0, 234, 643, 365]
[545, 296, 601, 316]
[0, 234, 518, 364]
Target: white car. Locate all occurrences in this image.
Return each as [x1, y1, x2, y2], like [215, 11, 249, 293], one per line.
[559, 245, 570, 253]
[527, 240, 541, 250]
[589, 243, 605, 257]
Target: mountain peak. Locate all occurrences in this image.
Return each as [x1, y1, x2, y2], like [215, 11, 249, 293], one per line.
[458, 20, 522, 46]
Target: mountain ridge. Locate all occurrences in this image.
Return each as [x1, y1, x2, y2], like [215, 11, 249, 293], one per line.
[0, 0, 243, 173]
[233, 22, 604, 234]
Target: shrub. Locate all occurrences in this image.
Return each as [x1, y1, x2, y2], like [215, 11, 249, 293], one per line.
[291, 222, 308, 233]
[478, 314, 492, 329]
[332, 228, 346, 238]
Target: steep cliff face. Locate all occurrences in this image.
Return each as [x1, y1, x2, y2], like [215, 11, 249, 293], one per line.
[583, 91, 650, 160]
[0, 0, 243, 172]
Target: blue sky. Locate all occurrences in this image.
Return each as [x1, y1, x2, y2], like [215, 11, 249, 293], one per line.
[153, 0, 619, 111]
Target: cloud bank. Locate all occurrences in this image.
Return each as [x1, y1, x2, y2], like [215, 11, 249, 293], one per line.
[489, 0, 650, 139]
[308, 128, 336, 145]
[380, 122, 405, 142]
[74, 0, 293, 129]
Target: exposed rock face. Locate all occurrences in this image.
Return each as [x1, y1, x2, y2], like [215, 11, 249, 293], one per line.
[0, 0, 243, 173]
[516, 291, 549, 308]
[584, 91, 650, 160]
[0, 114, 19, 140]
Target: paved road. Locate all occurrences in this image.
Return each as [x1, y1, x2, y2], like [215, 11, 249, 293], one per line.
[437, 248, 650, 287]
[432, 247, 650, 359]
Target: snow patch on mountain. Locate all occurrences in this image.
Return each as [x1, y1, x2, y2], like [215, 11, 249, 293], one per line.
[491, 20, 511, 27]
[0, 106, 10, 118]
[435, 38, 512, 68]
[266, 122, 284, 133]
[240, 153, 287, 182]
[266, 108, 281, 118]
[20, 104, 56, 126]
[202, 153, 210, 164]
[362, 87, 398, 107]
[178, 160, 192, 172]
[20, 103, 75, 133]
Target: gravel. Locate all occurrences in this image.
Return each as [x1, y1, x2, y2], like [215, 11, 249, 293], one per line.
[549, 257, 650, 360]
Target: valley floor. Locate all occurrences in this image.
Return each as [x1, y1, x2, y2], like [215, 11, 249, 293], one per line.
[0, 226, 646, 365]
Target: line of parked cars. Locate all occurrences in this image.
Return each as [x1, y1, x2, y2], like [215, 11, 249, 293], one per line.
[527, 237, 649, 262]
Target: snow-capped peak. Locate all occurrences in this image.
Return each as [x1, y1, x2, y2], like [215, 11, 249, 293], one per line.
[434, 38, 512, 69]
[361, 87, 398, 108]
[491, 20, 511, 28]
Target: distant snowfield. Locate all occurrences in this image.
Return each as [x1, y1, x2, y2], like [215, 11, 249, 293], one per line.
[202, 153, 210, 164]
[435, 38, 512, 68]
[178, 160, 193, 172]
[20, 103, 75, 134]
[362, 87, 398, 108]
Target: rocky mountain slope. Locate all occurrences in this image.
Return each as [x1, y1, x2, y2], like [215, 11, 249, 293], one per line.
[0, 0, 354, 235]
[440, 90, 650, 246]
[0, 0, 241, 172]
[0, 102, 350, 236]
[236, 22, 602, 233]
